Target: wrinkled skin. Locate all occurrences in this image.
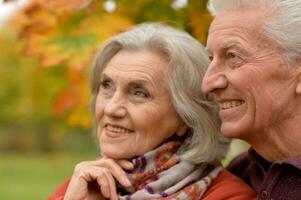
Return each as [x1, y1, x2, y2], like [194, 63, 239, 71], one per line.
[202, 8, 301, 161]
[96, 50, 186, 160]
[64, 50, 187, 200]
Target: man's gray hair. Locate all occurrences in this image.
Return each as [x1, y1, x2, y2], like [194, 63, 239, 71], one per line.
[208, 0, 301, 65]
[90, 23, 229, 164]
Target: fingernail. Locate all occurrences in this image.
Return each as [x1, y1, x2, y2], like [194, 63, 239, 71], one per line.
[127, 162, 134, 169]
[103, 189, 109, 198]
[124, 179, 132, 187]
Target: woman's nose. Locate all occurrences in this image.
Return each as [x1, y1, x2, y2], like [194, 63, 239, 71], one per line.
[104, 93, 126, 118]
[201, 63, 228, 95]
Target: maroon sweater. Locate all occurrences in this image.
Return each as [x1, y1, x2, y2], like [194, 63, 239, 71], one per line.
[227, 149, 301, 200]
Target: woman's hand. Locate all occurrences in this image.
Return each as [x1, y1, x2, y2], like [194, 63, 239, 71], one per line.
[64, 157, 133, 200]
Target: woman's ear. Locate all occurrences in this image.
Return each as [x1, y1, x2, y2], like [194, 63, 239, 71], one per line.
[176, 124, 189, 137]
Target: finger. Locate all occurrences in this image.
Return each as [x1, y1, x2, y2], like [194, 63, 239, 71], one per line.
[80, 166, 116, 199]
[117, 160, 134, 170]
[65, 163, 103, 200]
[99, 157, 134, 171]
[96, 171, 110, 199]
[93, 159, 131, 187]
[96, 168, 117, 200]
[102, 169, 118, 200]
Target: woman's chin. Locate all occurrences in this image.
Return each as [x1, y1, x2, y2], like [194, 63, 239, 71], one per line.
[101, 148, 134, 160]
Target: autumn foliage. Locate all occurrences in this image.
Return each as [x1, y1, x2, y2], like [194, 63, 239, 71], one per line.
[0, 0, 211, 151]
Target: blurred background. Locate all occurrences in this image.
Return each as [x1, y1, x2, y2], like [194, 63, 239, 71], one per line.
[0, 0, 248, 199]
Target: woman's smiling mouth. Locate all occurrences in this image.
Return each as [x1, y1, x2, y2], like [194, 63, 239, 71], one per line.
[104, 124, 134, 138]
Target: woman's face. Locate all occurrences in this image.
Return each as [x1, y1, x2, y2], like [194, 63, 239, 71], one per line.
[95, 49, 185, 159]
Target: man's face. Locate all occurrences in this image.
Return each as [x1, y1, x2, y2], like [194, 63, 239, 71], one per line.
[202, 9, 299, 141]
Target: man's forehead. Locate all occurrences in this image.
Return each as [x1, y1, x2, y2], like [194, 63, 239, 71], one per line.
[207, 10, 266, 50]
[209, 8, 266, 32]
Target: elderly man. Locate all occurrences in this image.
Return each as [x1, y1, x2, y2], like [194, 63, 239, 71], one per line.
[201, 0, 301, 200]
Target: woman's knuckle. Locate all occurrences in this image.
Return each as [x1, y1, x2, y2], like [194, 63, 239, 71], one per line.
[74, 161, 89, 174]
[102, 168, 110, 174]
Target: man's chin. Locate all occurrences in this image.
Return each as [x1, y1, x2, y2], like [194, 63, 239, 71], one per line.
[220, 123, 247, 139]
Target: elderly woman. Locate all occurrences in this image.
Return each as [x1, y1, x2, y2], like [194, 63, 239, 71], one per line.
[48, 23, 255, 200]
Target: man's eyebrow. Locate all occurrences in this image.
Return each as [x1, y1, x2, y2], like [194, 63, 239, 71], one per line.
[206, 42, 241, 54]
[219, 41, 241, 50]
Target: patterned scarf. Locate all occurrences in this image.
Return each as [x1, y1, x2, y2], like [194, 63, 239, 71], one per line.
[117, 140, 222, 200]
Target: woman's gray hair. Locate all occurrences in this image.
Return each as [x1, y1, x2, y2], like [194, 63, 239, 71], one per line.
[208, 0, 301, 65]
[90, 23, 229, 164]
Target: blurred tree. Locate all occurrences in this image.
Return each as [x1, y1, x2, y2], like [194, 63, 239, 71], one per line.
[0, 0, 212, 152]
[0, 28, 69, 152]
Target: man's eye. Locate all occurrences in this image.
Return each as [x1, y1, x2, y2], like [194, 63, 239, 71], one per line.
[226, 51, 244, 68]
[227, 52, 237, 59]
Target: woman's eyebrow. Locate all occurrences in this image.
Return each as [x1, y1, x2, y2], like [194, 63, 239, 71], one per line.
[100, 73, 110, 80]
[128, 79, 153, 87]
[101, 72, 154, 87]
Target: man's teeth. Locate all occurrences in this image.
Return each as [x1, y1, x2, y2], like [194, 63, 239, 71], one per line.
[106, 125, 132, 133]
[220, 100, 245, 109]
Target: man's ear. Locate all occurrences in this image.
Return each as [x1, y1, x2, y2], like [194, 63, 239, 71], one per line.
[176, 124, 189, 137]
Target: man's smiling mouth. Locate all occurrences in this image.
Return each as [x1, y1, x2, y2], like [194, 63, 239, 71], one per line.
[220, 100, 245, 110]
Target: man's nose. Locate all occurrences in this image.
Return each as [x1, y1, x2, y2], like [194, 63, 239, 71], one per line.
[201, 62, 228, 95]
[104, 93, 126, 118]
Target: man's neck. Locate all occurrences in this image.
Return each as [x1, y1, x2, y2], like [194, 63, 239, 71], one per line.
[249, 118, 301, 162]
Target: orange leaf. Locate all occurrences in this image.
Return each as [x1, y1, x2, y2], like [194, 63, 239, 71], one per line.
[52, 90, 77, 116]
[34, 0, 93, 11]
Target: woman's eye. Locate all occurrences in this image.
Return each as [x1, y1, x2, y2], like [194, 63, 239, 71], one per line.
[133, 90, 149, 98]
[100, 80, 114, 91]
